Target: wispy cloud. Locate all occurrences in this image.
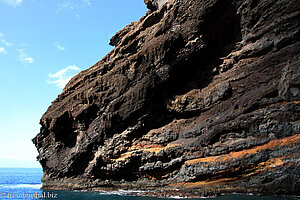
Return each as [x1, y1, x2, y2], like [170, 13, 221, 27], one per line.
[0, 33, 13, 46]
[1, 33, 34, 64]
[0, 47, 6, 54]
[0, 0, 22, 7]
[56, 0, 92, 13]
[23, 57, 34, 63]
[82, 0, 91, 6]
[1, 38, 13, 46]
[17, 49, 35, 64]
[57, 2, 75, 12]
[47, 65, 80, 89]
[54, 41, 65, 51]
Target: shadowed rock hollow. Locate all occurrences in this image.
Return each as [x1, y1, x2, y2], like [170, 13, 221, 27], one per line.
[33, 0, 300, 197]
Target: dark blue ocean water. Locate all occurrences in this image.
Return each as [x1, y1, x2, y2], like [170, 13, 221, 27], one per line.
[0, 168, 298, 200]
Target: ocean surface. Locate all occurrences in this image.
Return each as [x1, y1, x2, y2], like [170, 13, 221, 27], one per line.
[0, 168, 298, 200]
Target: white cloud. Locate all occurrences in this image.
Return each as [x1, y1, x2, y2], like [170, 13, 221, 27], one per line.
[47, 65, 80, 89]
[23, 57, 34, 63]
[56, 2, 76, 12]
[54, 41, 65, 51]
[62, 2, 74, 9]
[56, 0, 92, 13]
[0, 47, 6, 54]
[82, 0, 91, 6]
[1, 38, 13, 46]
[18, 49, 35, 64]
[0, 33, 13, 46]
[0, 0, 22, 7]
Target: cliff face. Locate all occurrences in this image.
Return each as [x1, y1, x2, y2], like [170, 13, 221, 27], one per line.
[33, 0, 300, 196]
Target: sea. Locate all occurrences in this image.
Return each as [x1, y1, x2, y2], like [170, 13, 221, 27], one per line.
[0, 168, 298, 200]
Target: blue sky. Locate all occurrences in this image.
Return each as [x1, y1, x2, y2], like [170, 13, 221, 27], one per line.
[0, 0, 147, 168]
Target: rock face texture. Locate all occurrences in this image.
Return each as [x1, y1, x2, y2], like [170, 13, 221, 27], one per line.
[33, 0, 300, 197]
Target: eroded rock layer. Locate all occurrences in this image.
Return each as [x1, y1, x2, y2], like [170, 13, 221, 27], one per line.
[33, 0, 300, 196]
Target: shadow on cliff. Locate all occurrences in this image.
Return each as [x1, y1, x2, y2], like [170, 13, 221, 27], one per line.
[148, 0, 242, 124]
[93, 0, 243, 181]
[166, 0, 242, 97]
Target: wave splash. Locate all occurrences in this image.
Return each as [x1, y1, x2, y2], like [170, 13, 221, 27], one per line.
[0, 184, 42, 189]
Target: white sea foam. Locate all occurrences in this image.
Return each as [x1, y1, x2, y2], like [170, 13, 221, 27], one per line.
[168, 195, 216, 199]
[118, 189, 146, 194]
[94, 189, 147, 196]
[1, 184, 42, 189]
[169, 195, 188, 199]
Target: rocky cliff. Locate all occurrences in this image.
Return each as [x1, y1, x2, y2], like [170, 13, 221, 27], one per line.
[33, 0, 300, 197]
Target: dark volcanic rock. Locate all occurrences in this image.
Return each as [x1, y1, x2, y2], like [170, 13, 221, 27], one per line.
[33, 0, 300, 197]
